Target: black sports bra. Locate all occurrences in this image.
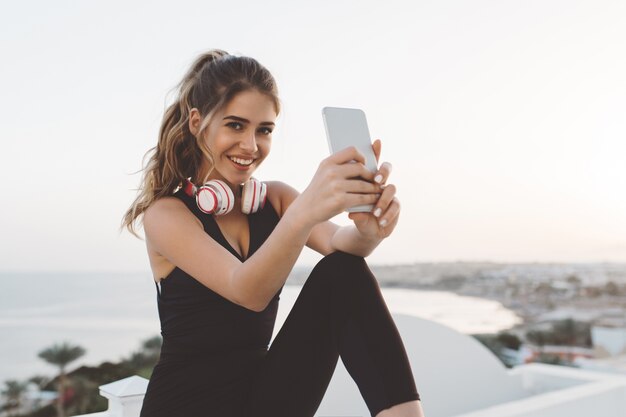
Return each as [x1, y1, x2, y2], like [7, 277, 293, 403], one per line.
[154, 188, 284, 358]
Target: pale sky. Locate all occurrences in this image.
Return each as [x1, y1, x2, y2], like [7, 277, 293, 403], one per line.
[1, 0, 625, 271]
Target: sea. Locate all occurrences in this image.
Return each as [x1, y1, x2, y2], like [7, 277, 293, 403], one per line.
[0, 271, 522, 381]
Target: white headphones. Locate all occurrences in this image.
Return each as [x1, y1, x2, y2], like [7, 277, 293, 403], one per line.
[183, 177, 267, 215]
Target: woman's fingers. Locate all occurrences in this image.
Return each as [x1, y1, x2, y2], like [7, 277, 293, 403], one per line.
[371, 139, 391, 184]
[377, 196, 400, 229]
[327, 146, 366, 166]
[371, 183, 397, 223]
[341, 178, 382, 194]
[374, 161, 392, 185]
[344, 191, 380, 208]
[335, 160, 377, 183]
[372, 139, 382, 163]
[320, 145, 398, 214]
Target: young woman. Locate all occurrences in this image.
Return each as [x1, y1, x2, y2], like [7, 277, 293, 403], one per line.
[122, 49, 425, 417]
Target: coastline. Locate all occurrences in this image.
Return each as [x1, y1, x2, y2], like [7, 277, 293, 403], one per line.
[1, 274, 520, 381]
[3, 262, 624, 381]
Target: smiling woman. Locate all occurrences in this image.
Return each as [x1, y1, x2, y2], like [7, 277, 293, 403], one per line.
[121, 50, 424, 417]
[191, 90, 276, 185]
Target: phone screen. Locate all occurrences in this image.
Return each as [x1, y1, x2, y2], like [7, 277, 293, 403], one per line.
[322, 107, 378, 212]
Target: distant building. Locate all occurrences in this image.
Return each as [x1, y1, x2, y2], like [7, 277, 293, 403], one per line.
[591, 320, 626, 358]
[523, 344, 595, 363]
[575, 319, 626, 376]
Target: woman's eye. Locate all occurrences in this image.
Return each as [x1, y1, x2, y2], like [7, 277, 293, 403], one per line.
[258, 127, 273, 135]
[226, 122, 243, 130]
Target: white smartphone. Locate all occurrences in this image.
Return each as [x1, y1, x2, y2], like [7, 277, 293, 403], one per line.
[322, 107, 378, 213]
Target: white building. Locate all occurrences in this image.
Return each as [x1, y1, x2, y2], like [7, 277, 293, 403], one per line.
[575, 319, 626, 376]
[591, 322, 626, 358]
[73, 313, 626, 417]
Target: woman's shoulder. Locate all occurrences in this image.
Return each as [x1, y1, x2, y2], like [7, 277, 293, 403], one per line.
[264, 181, 300, 218]
[145, 195, 187, 215]
[144, 195, 202, 231]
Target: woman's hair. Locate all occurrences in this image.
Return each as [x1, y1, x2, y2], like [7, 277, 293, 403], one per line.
[122, 49, 280, 236]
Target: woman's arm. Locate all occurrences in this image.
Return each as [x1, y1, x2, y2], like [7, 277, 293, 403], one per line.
[269, 182, 380, 258]
[329, 225, 382, 257]
[272, 181, 399, 259]
[144, 146, 380, 313]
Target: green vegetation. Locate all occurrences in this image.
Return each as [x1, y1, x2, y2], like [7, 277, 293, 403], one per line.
[1, 336, 161, 417]
[2, 380, 29, 416]
[472, 332, 523, 368]
[473, 318, 593, 368]
[38, 342, 86, 417]
[526, 319, 592, 348]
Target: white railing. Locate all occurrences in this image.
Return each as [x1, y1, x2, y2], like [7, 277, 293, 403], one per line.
[454, 364, 626, 417]
[74, 376, 148, 417]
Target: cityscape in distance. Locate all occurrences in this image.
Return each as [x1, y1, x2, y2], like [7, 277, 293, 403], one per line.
[291, 261, 626, 367]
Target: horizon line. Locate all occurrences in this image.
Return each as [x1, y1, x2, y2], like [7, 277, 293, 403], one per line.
[1, 260, 626, 275]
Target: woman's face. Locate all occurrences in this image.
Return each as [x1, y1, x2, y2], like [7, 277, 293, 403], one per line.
[201, 89, 277, 187]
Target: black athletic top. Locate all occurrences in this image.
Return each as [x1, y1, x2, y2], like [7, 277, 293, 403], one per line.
[140, 188, 283, 417]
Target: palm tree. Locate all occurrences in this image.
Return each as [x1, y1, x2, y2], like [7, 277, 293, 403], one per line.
[28, 375, 50, 390]
[1, 380, 28, 416]
[38, 342, 86, 417]
[67, 375, 99, 415]
[141, 335, 162, 355]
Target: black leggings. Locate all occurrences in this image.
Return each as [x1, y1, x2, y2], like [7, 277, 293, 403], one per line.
[241, 251, 421, 417]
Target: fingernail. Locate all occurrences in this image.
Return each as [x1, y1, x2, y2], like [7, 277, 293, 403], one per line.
[373, 208, 382, 217]
[374, 174, 383, 184]
[379, 218, 387, 227]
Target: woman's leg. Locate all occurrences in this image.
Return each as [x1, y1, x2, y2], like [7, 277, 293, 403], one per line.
[241, 251, 421, 417]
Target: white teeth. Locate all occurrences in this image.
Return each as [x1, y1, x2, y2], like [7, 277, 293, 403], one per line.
[229, 156, 253, 166]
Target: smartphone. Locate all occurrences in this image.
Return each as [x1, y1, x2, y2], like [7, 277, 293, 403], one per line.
[322, 107, 378, 213]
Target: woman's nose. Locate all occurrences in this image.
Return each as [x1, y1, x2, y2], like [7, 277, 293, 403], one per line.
[239, 132, 258, 152]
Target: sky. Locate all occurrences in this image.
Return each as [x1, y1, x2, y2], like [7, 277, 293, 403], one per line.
[1, 0, 625, 272]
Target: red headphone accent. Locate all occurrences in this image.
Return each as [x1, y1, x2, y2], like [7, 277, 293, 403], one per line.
[183, 177, 267, 215]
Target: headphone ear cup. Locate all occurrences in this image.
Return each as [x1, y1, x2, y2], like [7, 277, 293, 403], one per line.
[258, 181, 267, 210]
[197, 180, 234, 215]
[241, 178, 267, 214]
[241, 180, 256, 215]
[196, 185, 218, 214]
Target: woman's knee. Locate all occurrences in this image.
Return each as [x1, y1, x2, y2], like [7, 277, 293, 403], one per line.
[325, 250, 364, 263]
[308, 251, 374, 286]
[313, 251, 365, 273]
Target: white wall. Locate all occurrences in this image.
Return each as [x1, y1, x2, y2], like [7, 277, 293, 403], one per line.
[592, 326, 626, 357]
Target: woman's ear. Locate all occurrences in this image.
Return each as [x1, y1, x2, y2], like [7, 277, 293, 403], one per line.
[189, 108, 201, 137]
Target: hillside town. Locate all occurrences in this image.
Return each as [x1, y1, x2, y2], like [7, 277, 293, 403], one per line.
[287, 262, 626, 371]
[366, 262, 626, 372]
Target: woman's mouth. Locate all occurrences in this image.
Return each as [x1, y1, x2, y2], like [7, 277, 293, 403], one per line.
[228, 156, 255, 170]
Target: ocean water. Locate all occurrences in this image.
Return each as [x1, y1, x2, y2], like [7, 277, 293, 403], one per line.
[0, 272, 160, 381]
[0, 271, 521, 381]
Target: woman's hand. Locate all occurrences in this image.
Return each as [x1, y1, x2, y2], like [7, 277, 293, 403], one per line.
[348, 139, 400, 239]
[290, 146, 382, 228]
